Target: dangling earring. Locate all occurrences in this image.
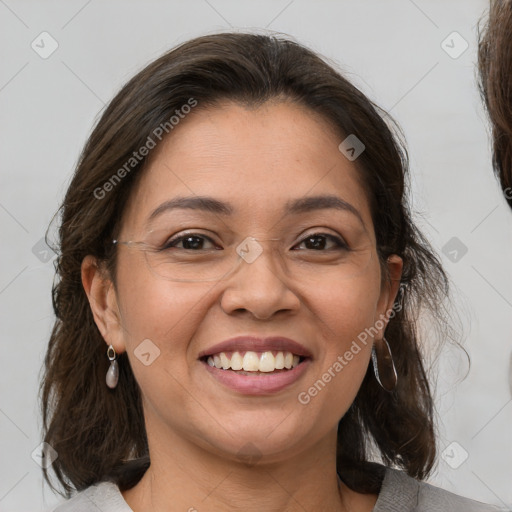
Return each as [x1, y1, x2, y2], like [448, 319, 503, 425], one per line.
[106, 344, 119, 389]
[371, 337, 397, 392]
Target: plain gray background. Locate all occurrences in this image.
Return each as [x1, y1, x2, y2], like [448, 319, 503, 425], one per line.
[1, 1, 511, 510]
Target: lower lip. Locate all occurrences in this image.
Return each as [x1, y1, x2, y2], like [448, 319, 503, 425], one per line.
[201, 359, 311, 395]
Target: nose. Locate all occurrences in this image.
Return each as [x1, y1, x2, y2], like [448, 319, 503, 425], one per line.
[220, 241, 301, 320]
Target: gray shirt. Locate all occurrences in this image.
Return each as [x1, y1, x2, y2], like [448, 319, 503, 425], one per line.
[53, 466, 507, 511]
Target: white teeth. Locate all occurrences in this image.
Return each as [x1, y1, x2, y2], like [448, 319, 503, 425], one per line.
[259, 351, 276, 372]
[230, 351, 243, 370]
[206, 350, 302, 372]
[242, 351, 260, 371]
[220, 352, 230, 370]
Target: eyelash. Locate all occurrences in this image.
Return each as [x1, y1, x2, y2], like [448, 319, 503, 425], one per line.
[161, 232, 349, 251]
[294, 233, 349, 251]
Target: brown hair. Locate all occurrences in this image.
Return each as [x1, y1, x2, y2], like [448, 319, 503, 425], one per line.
[479, 0, 512, 208]
[41, 32, 450, 497]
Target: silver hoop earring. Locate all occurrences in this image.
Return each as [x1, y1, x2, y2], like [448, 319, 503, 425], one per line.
[371, 337, 397, 392]
[106, 344, 119, 389]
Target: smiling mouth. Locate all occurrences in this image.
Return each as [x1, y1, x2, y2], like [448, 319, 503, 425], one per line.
[200, 350, 307, 374]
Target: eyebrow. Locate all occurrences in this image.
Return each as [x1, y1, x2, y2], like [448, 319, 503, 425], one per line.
[148, 196, 233, 223]
[284, 195, 364, 224]
[147, 194, 364, 226]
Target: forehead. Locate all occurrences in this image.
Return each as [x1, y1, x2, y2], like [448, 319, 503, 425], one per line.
[121, 101, 373, 234]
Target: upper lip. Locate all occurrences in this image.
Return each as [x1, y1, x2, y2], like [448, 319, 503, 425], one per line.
[198, 336, 313, 359]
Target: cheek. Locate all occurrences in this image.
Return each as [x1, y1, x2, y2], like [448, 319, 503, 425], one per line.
[314, 270, 382, 345]
[300, 273, 381, 414]
[115, 274, 215, 419]
[115, 258, 211, 370]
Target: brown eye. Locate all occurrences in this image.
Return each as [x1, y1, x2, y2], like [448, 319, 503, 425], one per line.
[163, 234, 218, 251]
[294, 233, 348, 251]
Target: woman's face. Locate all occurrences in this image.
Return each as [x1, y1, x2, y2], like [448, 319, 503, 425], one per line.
[100, 100, 401, 464]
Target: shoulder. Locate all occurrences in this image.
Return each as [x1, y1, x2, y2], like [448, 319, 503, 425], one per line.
[374, 466, 506, 512]
[52, 481, 132, 512]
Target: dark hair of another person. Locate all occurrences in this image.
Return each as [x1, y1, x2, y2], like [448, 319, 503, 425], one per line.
[479, 0, 512, 208]
[41, 32, 450, 497]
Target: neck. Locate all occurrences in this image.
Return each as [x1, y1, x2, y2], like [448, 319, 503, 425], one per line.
[121, 422, 378, 512]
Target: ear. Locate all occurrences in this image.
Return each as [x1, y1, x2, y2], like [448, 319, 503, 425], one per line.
[81, 255, 126, 354]
[375, 254, 403, 338]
